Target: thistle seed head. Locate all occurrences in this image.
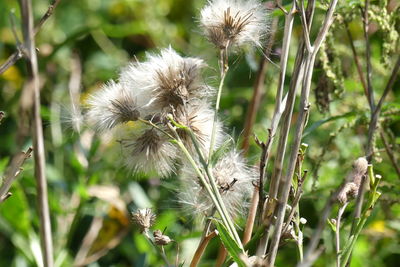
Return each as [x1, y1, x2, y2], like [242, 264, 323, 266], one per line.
[131, 208, 156, 233]
[121, 128, 177, 177]
[87, 81, 140, 132]
[173, 101, 223, 156]
[179, 150, 257, 217]
[119, 47, 210, 115]
[200, 0, 269, 49]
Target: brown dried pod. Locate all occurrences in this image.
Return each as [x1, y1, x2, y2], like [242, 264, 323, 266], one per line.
[337, 157, 368, 204]
[153, 229, 173, 246]
[131, 208, 156, 233]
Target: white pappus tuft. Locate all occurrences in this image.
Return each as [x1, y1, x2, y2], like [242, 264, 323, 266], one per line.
[86, 80, 140, 132]
[119, 47, 211, 115]
[200, 0, 269, 49]
[174, 101, 223, 156]
[120, 127, 178, 177]
[179, 150, 257, 217]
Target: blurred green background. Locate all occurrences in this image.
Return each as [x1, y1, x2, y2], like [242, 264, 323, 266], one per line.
[0, 0, 399, 266]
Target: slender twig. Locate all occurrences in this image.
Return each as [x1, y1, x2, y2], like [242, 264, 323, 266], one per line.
[361, 0, 375, 110]
[190, 211, 215, 267]
[73, 217, 103, 266]
[190, 230, 218, 267]
[169, 120, 243, 246]
[208, 48, 228, 162]
[242, 182, 259, 245]
[335, 202, 349, 267]
[241, 17, 278, 154]
[256, 36, 307, 257]
[0, 0, 61, 75]
[344, 22, 369, 100]
[34, 0, 61, 34]
[282, 171, 307, 235]
[0, 111, 5, 124]
[380, 131, 400, 178]
[350, 56, 400, 256]
[257, 0, 316, 253]
[299, 0, 313, 53]
[298, 190, 340, 267]
[297, 246, 325, 267]
[365, 55, 400, 160]
[257, 0, 297, 223]
[242, 16, 279, 245]
[0, 147, 33, 203]
[167, 123, 243, 247]
[0, 50, 23, 75]
[19, 0, 53, 266]
[266, 1, 338, 265]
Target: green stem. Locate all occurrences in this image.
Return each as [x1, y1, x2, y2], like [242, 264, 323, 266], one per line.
[208, 49, 228, 162]
[169, 117, 243, 247]
[174, 139, 236, 240]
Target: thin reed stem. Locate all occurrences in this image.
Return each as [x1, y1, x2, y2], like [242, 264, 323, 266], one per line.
[335, 203, 349, 267]
[19, 0, 54, 266]
[267, 1, 338, 265]
[208, 48, 228, 162]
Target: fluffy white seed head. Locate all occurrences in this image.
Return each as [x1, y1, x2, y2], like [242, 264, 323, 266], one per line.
[87, 81, 140, 132]
[120, 127, 177, 177]
[179, 150, 257, 217]
[200, 0, 269, 49]
[120, 47, 210, 116]
[173, 101, 223, 156]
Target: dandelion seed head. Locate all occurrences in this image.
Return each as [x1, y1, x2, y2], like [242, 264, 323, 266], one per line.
[87, 81, 140, 132]
[121, 128, 177, 177]
[120, 47, 210, 114]
[179, 150, 256, 217]
[200, 0, 269, 49]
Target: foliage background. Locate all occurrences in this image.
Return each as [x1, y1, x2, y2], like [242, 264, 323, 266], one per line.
[0, 0, 399, 266]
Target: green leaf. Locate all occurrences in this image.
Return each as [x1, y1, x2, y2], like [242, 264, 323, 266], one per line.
[214, 220, 246, 267]
[210, 138, 234, 166]
[303, 111, 357, 137]
[0, 182, 31, 237]
[327, 218, 337, 233]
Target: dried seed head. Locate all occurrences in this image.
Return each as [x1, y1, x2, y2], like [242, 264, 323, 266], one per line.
[120, 47, 210, 115]
[200, 0, 269, 49]
[179, 150, 257, 217]
[337, 157, 368, 204]
[131, 208, 156, 233]
[153, 230, 173, 246]
[173, 101, 223, 156]
[120, 128, 177, 177]
[87, 81, 141, 131]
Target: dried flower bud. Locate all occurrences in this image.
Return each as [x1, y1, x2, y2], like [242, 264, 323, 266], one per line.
[131, 208, 156, 233]
[337, 157, 368, 204]
[281, 223, 296, 240]
[153, 229, 173, 246]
